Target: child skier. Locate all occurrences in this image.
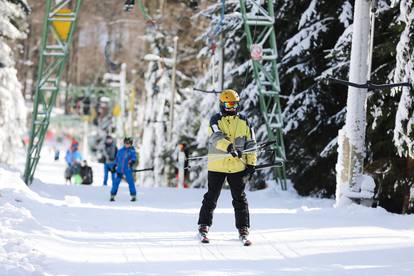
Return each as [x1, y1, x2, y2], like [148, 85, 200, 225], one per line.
[110, 137, 137, 202]
[197, 89, 257, 245]
[64, 141, 83, 185]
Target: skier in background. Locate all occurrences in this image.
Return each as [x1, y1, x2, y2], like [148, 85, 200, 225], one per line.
[110, 137, 137, 202]
[80, 160, 93, 185]
[64, 141, 83, 184]
[197, 89, 257, 244]
[175, 143, 190, 188]
[53, 146, 60, 161]
[102, 135, 117, 186]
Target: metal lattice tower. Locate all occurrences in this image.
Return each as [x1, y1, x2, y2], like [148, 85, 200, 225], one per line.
[23, 0, 83, 184]
[239, 0, 287, 190]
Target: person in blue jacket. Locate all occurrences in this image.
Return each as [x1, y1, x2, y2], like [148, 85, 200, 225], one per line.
[64, 142, 83, 184]
[110, 137, 137, 202]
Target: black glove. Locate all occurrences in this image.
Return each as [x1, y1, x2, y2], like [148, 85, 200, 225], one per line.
[111, 165, 117, 173]
[227, 144, 242, 158]
[244, 165, 256, 177]
[128, 160, 136, 168]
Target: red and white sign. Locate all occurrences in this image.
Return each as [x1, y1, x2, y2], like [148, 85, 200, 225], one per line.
[250, 44, 263, 61]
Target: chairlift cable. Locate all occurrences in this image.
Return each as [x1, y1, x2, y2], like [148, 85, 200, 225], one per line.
[328, 77, 411, 91]
[192, 88, 221, 94]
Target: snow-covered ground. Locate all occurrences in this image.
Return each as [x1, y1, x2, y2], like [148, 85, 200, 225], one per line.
[1, 150, 414, 275]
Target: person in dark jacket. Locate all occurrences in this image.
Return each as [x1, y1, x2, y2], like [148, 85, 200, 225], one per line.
[64, 141, 83, 185]
[102, 135, 117, 186]
[110, 137, 137, 201]
[80, 160, 93, 185]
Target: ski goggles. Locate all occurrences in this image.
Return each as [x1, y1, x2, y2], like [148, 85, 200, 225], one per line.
[223, 101, 239, 109]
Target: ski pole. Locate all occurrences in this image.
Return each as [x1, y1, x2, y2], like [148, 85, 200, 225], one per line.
[254, 162, 285, 171]
[132, 167, 154, 172]
[187, 154, 209, 160]
[187, 140, 259, 160]
[188, 148, 278, 163]
[242, 140, 278, 153]
[186, 161, 285, 171]
[187, 140, 277, 160]
[188, 153, 231, 160]
[242, 161, 286, 183]
[185, 154, 235, 170]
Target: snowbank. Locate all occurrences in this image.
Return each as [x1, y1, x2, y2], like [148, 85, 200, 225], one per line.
[2, 159, 414, 275]
[0, 0, 28, 165]
[0, 167, 45, 275]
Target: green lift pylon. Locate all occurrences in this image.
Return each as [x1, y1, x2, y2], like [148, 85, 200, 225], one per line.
[239, 0, 287, 190]
[24, 0, 83, 185]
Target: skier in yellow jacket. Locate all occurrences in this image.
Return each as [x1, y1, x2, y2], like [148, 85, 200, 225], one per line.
[198, 89, 257, 242]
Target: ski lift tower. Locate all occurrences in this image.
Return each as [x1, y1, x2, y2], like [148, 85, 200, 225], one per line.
[23, 0, 145, 185]
[23, 0, 82, 185]
[239, 0, 287, 190]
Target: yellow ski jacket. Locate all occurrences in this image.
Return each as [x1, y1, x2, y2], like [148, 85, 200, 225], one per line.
[208, 113, 257, 173]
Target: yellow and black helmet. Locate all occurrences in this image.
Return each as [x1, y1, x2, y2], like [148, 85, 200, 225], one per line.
[219, 89, 240, 115]
[219, 89, 240, 102]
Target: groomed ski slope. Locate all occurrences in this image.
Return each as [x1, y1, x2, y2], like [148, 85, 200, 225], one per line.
[1, 154, 414, 275]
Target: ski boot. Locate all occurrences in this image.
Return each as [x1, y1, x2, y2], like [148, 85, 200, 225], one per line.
[238, 227, 252, 246]
[110, 195, 115, 202]
[198, 224, 209, 243]
[131, 195, 137, 202]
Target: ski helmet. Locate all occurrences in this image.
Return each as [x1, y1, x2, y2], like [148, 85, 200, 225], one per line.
[219, 89, 240, 115]
[105, 135, 113, 145]
[124, 137, 133, 145]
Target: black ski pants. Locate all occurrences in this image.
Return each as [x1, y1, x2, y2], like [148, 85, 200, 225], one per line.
[198, 171, 249, 229]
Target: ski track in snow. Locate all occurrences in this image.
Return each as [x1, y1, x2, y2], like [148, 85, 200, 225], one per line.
[1, 151, 414, 275]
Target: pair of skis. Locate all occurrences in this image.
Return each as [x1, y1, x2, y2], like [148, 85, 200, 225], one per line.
[198, 232, 252, 246]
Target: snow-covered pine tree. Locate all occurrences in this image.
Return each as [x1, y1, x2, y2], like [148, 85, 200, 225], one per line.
[362, 1, 409, 212]
[393, 0, 414, 161]
[138, 26, 172, 187]
[137, 2, 206, 187]
[284, 0, 407, 204]
[387, 0, 414, 212]
[136, 0, 413, 204]
[181, 0, 352, 191]
[0, 0, 30, 164]
[279, 0, 351, 196]
[173, 1, 247, 188]
[174, 1, 277, 189]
